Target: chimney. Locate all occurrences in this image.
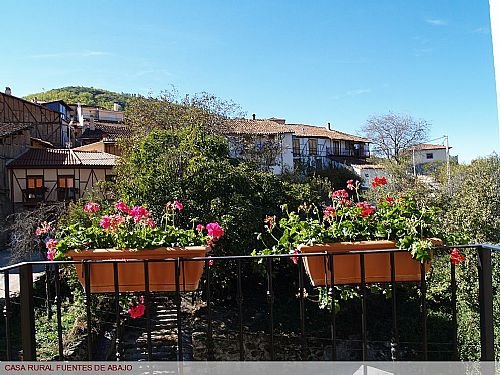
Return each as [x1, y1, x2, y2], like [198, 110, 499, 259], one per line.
[89, 116, 95, 131]
[327, 122, 332, 131]
[113, 102, 120, 111]
[5, 87, 11, 95]
[252, 114, 256, 120]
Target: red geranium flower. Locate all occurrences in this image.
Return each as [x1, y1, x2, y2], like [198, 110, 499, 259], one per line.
[450, 248, 465, 265]
[371, 176, 388, 188]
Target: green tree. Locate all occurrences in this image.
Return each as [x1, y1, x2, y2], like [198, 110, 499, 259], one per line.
[427, 155, 500, 360]
[24, 86, 136, 109]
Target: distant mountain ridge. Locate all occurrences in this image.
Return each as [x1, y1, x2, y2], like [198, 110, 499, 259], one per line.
[24, 86, 137, 110]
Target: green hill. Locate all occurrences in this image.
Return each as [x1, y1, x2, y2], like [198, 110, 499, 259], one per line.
[24, 86, 137, 110]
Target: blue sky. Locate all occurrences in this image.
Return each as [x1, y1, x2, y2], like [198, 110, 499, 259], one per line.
[1, 0, 497, 162]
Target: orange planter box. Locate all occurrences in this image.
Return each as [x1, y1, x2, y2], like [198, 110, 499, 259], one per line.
[68, 246, 210, 293]
[299, 240, 438, 286]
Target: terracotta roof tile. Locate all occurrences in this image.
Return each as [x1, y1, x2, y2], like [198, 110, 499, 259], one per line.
[222, 119, 294, 135]
[286, 124, 369, 142]
[0, 123, 31, 137]
[409, 143, 448, 151]
[222, 118, 369, 142]
[79, 122, 131, 141]
[7, 149, 118, 168]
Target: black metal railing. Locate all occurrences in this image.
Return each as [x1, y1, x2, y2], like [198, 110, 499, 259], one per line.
[0, 244, 497, 361]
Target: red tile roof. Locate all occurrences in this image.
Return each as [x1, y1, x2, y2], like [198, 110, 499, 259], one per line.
[222, 119, 294, 135]
[222, 118, 369, 142]
[79, 122, 130, 141]
[286, 123, 369, 142]
[7, 149, 118, 168]
[409, 143, 449, 151]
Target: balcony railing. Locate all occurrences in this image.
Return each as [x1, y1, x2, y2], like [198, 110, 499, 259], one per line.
[325, 147, 370, 158]
[0, 244, 497, 361]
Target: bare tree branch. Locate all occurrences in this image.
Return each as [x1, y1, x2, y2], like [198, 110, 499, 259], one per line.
[362, 112, 430, 162]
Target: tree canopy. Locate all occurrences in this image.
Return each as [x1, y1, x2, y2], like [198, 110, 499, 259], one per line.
[362, 112, 430, 162]
[24, 86, 136, 110]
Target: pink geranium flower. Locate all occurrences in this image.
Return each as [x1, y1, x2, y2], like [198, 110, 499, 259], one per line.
[128, 303, 145, 319]
[290, 249, 299, 265]
[174, 200, 184, 211]
[35, 221, 52, 236]
[84, 202, 100, 214]
[130, 206, 150, 223]
[196, 224, 205, 232]
[115, 201, 131, 214]
[146, 218, 156, 229]
[46, 248, 57, 261]
[46, 239, 58, 250]
[331, 189, 349, 199]
[323, 206, 336, 220]
[100, 215, 125, 232]
[206, 222, 224, 240]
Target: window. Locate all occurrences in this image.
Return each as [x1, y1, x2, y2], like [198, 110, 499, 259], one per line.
[58, 176, 74, 188]
[57, 176, 77, 201]
[332, 141, 340, 155]
[292, 138, 300, 156]
[25, 176, 44, 202]
[426, 153, 434, 160]
[308, 139, 318, 156]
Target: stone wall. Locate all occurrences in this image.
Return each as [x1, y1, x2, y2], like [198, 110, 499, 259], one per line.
[192, 331, 391, 361]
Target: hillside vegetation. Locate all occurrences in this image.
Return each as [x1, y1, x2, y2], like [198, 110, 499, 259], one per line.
[24, 86, 137, 110]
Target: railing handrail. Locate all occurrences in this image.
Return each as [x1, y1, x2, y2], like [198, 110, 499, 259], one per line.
[1, 242, 496, 362]
[2, 243, 497, 272]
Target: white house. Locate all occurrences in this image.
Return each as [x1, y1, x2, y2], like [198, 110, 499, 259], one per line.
[408, 143, 452, 174]
[222, 117, 370, 174]
[350, 163, 388, 190]
[223, 118, 294, 174]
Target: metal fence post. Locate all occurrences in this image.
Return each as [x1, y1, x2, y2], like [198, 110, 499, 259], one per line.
[20, 264, 36, 361]
[478, 246, 495, 361]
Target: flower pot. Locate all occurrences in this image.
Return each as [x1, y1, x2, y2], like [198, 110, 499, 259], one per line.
[68, 246, 210, 293]
[299, 240, 440, 286]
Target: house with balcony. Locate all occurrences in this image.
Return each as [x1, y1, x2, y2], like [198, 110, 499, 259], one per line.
[284, 121, 370, 171]
[222, 117, 370, 174]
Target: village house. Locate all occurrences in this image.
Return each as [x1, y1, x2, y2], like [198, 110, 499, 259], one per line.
[408, 143, 455, 175]
[223, 116, 371, 175]
[70, 103, 128, 155]
[6, 148, 117, 210]
[0, 89, 119, 218]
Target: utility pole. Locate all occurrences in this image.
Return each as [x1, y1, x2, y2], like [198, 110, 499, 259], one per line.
[445, 135, 450, 184]
[412, 147, 417, 178]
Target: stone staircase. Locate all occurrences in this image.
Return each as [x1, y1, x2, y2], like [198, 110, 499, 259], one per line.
[120, 295, 193, 361]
